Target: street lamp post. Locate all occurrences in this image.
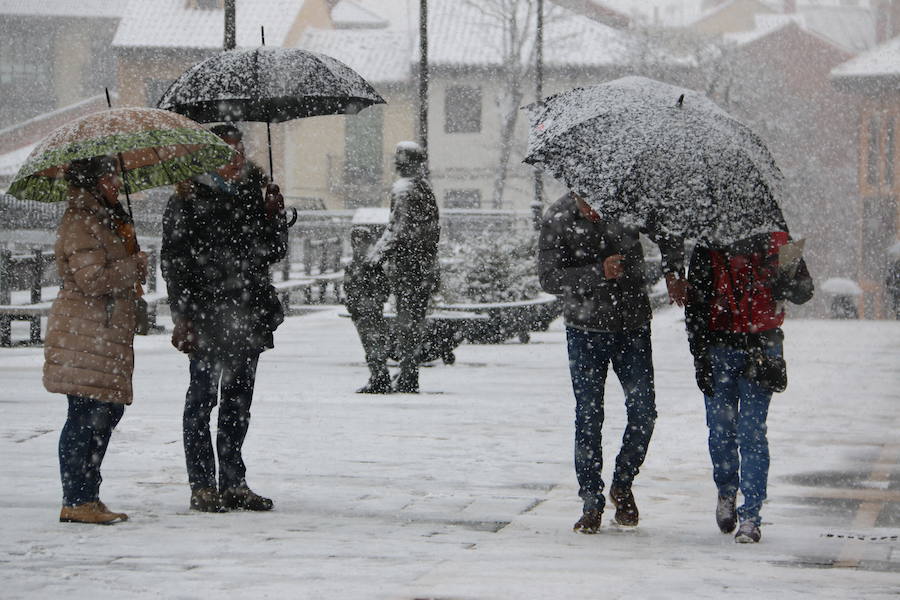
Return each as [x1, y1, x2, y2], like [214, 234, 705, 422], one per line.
[224, 0, 236, 50]
[418, 0, 429, 158]
[531, 0, 545, 229]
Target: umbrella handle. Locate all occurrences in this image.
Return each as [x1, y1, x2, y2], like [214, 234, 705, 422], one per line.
[287, 207, 298, 228]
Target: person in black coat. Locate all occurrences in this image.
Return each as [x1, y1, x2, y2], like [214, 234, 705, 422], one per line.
[161, 124, 287, 513]
[538, 192, 684, 534]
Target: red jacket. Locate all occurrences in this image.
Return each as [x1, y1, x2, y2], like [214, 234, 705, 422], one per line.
[707, 231, 789, 333]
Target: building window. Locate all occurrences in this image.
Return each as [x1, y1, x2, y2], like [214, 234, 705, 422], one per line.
[0, 34, 54, 123]
[444, 86, 482, 134]
[444, 189, 482, 209]
[885, 116, 895, 187]
[866, 114, 880, 187]
[186, 0, 223, 9]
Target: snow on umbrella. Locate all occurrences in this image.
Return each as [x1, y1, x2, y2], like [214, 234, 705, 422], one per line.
[157, 46, 386, 176]
[8, 107, 236, 204]
[523, 76, 788, 246]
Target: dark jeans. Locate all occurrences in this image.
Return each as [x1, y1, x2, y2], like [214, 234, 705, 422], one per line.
[59, 395, 124, 507]
[566, 325, 657, 512]
[704, 343, 777, 526]
[184, 351, 260, 491]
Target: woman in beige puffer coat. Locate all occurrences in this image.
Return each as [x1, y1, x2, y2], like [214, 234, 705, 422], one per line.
[45, 155, 147, 525]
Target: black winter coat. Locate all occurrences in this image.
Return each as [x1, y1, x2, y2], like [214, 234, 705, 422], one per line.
[161, 164, 288, 358]
[538, 193, 654, 332]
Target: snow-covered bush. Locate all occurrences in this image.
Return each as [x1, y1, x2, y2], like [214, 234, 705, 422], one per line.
[438, 231, 541, 304]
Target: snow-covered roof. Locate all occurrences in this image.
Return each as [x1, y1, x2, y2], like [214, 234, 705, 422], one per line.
[301, 1, 634, 83]
[796, 6, 875, 53]
[724, 14, 795, 45]
[725, 7, 874, 53]
[331, 0, 389, 29]
[298, 29, 411, 84]
[425, 0, 633, 69]
[0, 0, 126, 17]
[831, 34, 900, 79]
[112, 0, 305, 49]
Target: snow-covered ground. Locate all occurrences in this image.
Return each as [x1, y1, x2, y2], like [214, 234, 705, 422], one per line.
[1, 307, 898, 598]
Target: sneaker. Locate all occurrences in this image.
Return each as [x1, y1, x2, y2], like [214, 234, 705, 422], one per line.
[734, 520, 761, 543]
[573, 509, 603, 534]
[609, 486, 639, 526]
[716, 494, 737, 533]
[221, 486, 274, 511]
[59, 501, 127, 524]
[190, 487, 226, 513]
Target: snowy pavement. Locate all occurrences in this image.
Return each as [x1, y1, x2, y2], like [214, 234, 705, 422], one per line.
[1, 307, 898, 598]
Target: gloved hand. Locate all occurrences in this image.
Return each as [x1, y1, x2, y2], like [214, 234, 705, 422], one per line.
[264, 183, 285, 219]
[171, 318, 196, 354]
[694, 355, 714, 397]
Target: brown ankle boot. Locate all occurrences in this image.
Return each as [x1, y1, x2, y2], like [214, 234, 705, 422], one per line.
[190, 487, 226, 513]
[609, 486, 639, 526]
[573, 508, 603, 534]
[59, 502, 126, 524]
[94, 500, 128, 522]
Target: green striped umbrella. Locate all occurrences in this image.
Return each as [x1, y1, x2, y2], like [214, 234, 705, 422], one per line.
[8, 107, 236, 203]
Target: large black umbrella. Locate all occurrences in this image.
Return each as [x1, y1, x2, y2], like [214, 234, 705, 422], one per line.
[158, 45, 385, 176]
[523, 76, 788, 246]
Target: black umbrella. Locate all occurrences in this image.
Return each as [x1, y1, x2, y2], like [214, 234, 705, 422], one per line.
[523, 76, 788, 246]
[158, 44, 386, 177]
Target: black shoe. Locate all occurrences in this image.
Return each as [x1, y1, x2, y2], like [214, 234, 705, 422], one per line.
[573, 509, 603, 534]
[393, 371, 419, 394]
[716, 494, 737, 533]
[356, 375, 392, 394]
[221, 486, 274, 511]
[734, 520, 761, 543]
[609, 485, 639, 526]
[190, 487, 226, 513]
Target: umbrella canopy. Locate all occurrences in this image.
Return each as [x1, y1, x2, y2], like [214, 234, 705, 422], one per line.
[157, 47, 386, 123]
[8, 107, 236, 204]
[524, 76, 788, 246]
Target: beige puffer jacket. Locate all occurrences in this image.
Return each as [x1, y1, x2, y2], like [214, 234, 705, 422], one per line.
[43, 189, 141, 404]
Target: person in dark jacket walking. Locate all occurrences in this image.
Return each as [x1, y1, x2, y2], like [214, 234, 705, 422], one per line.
[539, 192, 683, 533]
[367, 141, 440, 393]
[685, 232, 812, 543]
[345, 225, 392, 393]
[161, 124, 288, 513]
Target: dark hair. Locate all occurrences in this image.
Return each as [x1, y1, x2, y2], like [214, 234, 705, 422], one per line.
[209, 123, 243, 142]
[63, 155, 117, 189]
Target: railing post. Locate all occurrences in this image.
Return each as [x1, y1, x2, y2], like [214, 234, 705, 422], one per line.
[146, 246, 158, 294]
[29, 248, 43, 344]
[303, 238, 312, 276]
[0, 249, 11, 305]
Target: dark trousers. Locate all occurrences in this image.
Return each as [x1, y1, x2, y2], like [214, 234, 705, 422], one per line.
[566, 326, 657, 512]
[395, 283, 431, 376]
[59, 395, 124, 506]
[349, 302, 390, 379]
[184, 351, 260, 491]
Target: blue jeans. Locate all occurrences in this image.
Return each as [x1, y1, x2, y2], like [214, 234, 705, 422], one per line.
[704, 343, 778, 526]
[566, 326, 657, 512]
[184, 351, 259, 491]
[59, 395, 125, 506]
